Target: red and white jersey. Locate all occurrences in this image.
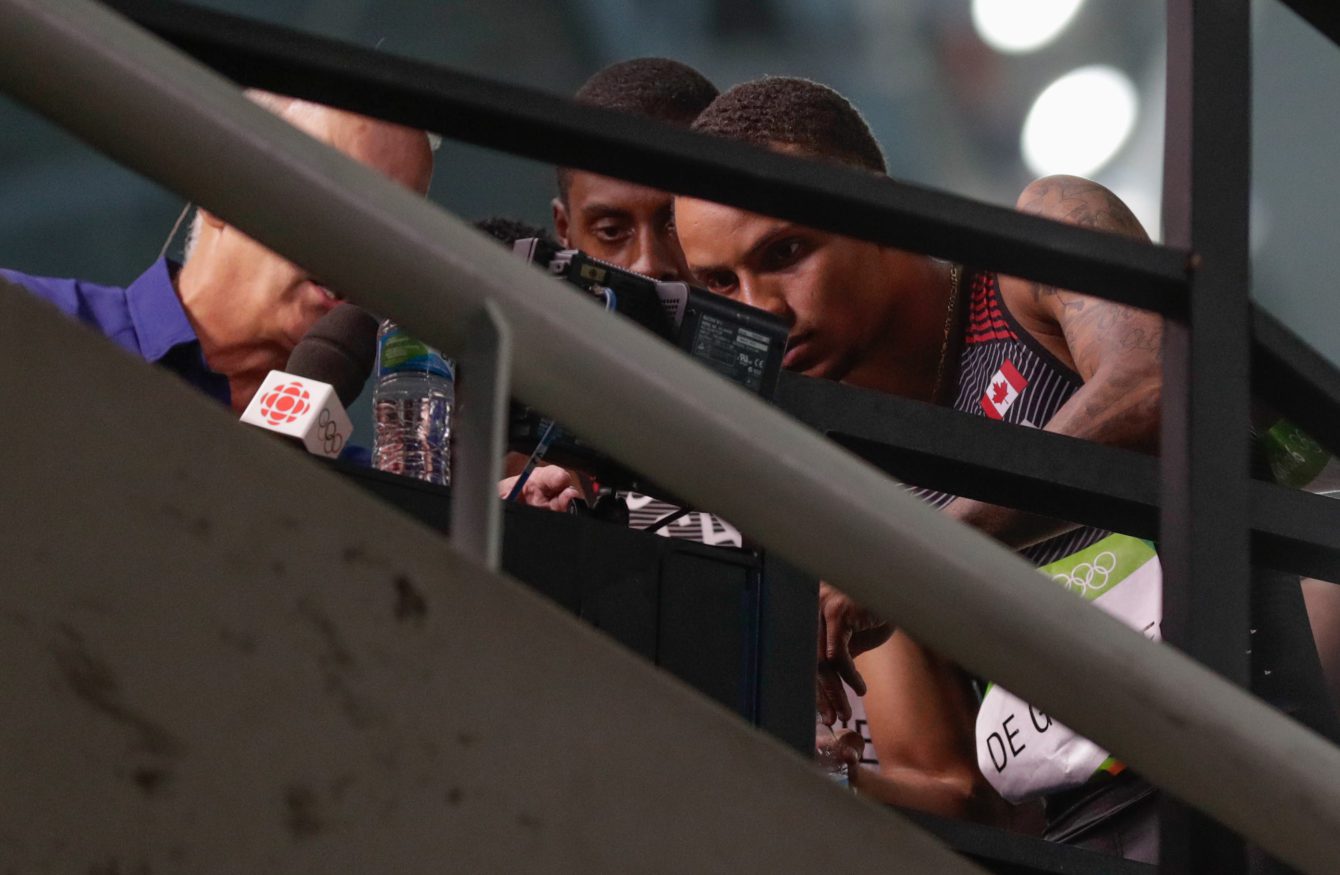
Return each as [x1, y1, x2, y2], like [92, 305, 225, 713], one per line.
[912, 269, 1108, 566]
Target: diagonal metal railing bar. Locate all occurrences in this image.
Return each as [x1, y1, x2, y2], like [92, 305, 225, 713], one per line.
[777, 372, 1340, 583]
[100, 0, 1190, 318]
[1279, 0, 1340, 48]
[0, 273, 989, 875]
[1251, 483, 1340, 583]
[5, 2, 1340, 872]
[777, 371, 1162, 540]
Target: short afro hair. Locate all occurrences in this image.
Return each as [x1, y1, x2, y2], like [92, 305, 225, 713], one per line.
[574, 57, 718, 126]
[557, 58, 718, 201]
[691, 76, 886, 174]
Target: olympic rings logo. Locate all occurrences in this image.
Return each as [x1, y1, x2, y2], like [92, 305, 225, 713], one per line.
[1052, 550, 1118, 597]
[317, 408, 345, 455]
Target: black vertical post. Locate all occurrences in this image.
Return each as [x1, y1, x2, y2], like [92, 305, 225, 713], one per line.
[1160, 1, 1252, 872]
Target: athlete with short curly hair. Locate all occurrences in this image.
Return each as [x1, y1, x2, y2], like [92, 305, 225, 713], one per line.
[691, 75, 888, 173]
[552, 58, 719, 281]
[676, 75, 1164, 856]
[506, 60, 739, 543]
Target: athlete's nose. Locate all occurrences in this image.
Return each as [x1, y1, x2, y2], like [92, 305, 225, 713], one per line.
[627, 229, 683, 282]
[739, 279, 792, 322]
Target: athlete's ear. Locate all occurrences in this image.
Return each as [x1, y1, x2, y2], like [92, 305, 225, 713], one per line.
[551, 197, 570, 248]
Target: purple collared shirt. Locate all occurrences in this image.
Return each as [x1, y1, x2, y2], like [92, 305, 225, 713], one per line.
[1, 258, 231, 406]
[3, 259, 374, 466]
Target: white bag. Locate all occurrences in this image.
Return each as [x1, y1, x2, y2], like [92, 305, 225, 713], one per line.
[975, 534, 1161, 803]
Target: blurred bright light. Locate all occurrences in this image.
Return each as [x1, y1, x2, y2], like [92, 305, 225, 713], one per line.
[972, 0, 1085, 54]
[1022, 66, 1139, 177]
[1109, 185, 1161, 243]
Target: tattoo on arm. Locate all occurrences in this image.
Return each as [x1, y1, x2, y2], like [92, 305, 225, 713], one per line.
[1017, 175, 1163, 450]
[1015, 175, 1158, 361]
[1021, 176, 1149, 314]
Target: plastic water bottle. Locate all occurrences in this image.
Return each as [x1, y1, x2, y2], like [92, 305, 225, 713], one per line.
[1259, 418, 1340, 498]
[815, 716, 852, 789]
[371, 320, 455, 485]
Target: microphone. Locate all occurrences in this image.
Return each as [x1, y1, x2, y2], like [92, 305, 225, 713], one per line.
[239, 303, 379, 458]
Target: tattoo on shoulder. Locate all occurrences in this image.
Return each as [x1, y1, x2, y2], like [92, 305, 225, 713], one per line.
[1014, 178, 1159, 359]
[1018, 176, 1148, 241]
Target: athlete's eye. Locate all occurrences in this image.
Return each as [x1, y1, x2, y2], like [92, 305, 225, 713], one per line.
[590, 221, 630, 244]
[761, 237, 806, 271]
[699, 270, 738, 295]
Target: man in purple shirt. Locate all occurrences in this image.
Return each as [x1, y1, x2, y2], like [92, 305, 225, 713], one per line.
[2, 257, 232, 405]
[4, 92, 434, 414]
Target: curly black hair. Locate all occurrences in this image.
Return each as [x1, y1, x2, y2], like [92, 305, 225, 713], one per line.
[691, 76, 886, 173]
[557, 58, 718, 201]
[575, 57, 718, 125]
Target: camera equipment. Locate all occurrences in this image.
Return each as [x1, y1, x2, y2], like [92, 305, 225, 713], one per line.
[513, 238, 787, 395]
[508, 238, 789, 493]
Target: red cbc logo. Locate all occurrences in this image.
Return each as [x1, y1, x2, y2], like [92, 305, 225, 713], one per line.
[259, 381, 312, 426]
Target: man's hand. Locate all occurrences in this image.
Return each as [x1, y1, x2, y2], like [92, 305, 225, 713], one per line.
[817, 582, 893, 725]
[816, 726, 865, 775]
[497, 465, 583, 512]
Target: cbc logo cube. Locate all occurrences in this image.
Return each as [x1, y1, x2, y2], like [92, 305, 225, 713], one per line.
[241, 370, 353, 459]
[259, 381, 312, 426]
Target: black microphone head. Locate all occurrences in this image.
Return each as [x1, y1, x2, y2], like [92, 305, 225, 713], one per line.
[286, 303, 379, 408]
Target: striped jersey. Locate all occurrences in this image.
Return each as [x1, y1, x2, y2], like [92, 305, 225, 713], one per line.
[912, 269, 1108, 566]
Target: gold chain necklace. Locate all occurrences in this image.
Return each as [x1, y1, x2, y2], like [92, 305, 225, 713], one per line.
[932, 263, 962, 404]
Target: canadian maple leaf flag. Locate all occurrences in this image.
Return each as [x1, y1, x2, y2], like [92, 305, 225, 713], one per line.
[980, 360, 1028, 420]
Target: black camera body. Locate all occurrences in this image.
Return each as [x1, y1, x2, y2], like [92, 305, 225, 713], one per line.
[509, 238, 790, 492]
